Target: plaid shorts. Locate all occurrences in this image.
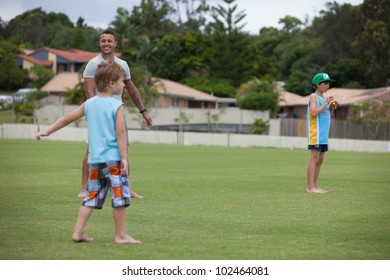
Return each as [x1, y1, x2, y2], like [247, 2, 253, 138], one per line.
[82, 161, 131, 209]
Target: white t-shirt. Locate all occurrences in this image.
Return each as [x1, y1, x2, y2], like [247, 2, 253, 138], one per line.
[83, 54, 131, 101]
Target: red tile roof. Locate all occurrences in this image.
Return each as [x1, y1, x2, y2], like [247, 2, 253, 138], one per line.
[15, 54, 52, 67]
[24, 47, 121, 63]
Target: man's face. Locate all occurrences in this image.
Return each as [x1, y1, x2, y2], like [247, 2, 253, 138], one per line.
[99, 34, 117, 55]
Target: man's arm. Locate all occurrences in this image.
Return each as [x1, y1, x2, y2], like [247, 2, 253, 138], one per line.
[125, 79, 153, 128]
[84, 78, 95, 99]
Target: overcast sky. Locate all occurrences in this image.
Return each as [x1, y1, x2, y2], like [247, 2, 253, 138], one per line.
[1, 0, 364, 34]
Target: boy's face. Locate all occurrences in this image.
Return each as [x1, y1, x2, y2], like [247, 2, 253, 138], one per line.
[99, 34, 117, 55]
[112, 76, 125, 95]
[318, 82, 330, 92]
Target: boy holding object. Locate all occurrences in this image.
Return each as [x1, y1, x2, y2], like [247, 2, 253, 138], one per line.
[36, 62, 141, 244]
[306, 72, 337, 194]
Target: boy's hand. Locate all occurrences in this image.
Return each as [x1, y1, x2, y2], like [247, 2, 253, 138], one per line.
[326, 96, 334, 104]
[36, 131, 49, 141]
[120, 159, 128, 175]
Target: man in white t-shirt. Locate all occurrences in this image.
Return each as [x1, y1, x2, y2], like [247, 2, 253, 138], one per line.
[79, 29, 152, 199]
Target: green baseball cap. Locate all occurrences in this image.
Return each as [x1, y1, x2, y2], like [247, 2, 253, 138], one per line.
[312, 72, 334, 85]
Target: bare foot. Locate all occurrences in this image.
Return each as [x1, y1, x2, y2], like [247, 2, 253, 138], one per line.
[115, 234, 141, 245]
[306, 187, 326, 194]
[72, 234, 94, 242]
[316, 186, 328, 193]
[131, 191, 144, 199]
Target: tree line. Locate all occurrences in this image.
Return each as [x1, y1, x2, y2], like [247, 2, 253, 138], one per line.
[0, 0, 389, 110]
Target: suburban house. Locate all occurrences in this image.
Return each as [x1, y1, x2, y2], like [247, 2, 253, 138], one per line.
[15, 47, 100, 75]
[15, 47, 234, 109]
[17, 46, 388, 117]
[15, 47, 389, 137]
[39, 72, 233, 110]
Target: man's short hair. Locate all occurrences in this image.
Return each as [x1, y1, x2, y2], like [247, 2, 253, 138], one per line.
[100, 29, 117, 41]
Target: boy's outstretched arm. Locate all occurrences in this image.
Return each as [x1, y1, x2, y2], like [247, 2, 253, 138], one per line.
[36, 103, 85, 140]
[116, 105, 128, 175]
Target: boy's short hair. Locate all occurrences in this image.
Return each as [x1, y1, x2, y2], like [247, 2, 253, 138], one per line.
[100, 29, 117, 41]
[94, 62, 125, 92]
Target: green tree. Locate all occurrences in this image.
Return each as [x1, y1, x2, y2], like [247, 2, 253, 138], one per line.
[207, 0, 246, 35]
[110, 7, 141, 52]
[170, 0, 210, 33]
[237, 78, 278, 115]
[126, 35, 158, 67]
[257, 27, 281, 57]
[352, 0, 390, 87]
[147, 35, 186, 81]
[14, 90, 48, 123]
[205, 1, 261, 87]
[66, 82, 86, 105]
[239, 91, 278, 114]
[308, 2, 361, 64]
[251, 118, 269, 135]
[349, 100, 390, 139]
[273, 16, 306, 79]
[5, 8, 74, 48]
[182, 74, 236, 97]
[0, 39, 27, 90]
[129, 0, 177, 37]
[302, 2, 362, 89]
[29, 65, 54, 89]
[130, 66, 159, 110]
[70, 17, 87, 49]
[236, 78, 274, 102]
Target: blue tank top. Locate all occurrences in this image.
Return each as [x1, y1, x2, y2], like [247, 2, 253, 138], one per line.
[85, 96, 124, 164]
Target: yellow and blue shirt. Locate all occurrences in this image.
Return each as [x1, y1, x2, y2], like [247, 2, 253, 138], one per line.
[306, 94, 331, 145]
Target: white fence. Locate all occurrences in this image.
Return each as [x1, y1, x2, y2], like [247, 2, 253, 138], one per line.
[34, 106, 270, 130]
[1, 124, 389, 153]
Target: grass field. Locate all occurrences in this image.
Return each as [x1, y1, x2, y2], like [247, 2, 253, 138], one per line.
[0, 139, 389, 260]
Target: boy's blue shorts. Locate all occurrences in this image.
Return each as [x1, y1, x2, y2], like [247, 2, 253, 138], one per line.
[308, 144, 328, 152]
[82, 161, 131, 209]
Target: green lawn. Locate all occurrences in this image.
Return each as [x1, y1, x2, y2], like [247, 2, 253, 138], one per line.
[0, 139, 389, 260]
[0, 110, 13, 124]
[0, 109, 34, 124]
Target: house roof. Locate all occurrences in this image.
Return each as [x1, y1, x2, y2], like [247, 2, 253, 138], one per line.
[154, 78, 218, 102]
[39, 75, 218, 103]
[278, 90, 303, 106]
[15, 54, 52, 67]
[41, 72, 81, 93]
[280, 87, 390, 107]
[30, 47, 101, 63]
[18, 47, 122, 65]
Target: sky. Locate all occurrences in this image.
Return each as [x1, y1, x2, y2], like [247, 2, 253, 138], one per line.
[0, 0, 364, 34]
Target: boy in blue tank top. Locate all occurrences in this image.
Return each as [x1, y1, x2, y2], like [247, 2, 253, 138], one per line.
[306, 73, 337, 194]
[36, 62, 141, 244]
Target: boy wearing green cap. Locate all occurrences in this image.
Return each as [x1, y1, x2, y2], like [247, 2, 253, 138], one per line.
[306, 73, 337, 193]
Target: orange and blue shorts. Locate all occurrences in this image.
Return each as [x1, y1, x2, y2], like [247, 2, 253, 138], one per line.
[82, 161, 131, 209]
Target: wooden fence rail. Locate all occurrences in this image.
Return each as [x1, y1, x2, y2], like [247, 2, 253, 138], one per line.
[280, 118, 390, 140]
